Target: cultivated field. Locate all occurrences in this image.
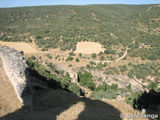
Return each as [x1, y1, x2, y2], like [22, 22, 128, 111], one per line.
[75, 42, 105, 54]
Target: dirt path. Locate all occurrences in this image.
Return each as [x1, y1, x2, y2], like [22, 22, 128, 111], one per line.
[89, 48, 128, 64]
[0, 41, 128, 64]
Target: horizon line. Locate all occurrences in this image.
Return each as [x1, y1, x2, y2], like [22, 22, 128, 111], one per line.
[0, 3, 160, 8]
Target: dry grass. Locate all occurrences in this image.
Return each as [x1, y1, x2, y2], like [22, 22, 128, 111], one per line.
[75, 42, 105, 54]
[0, 41, 38, 53]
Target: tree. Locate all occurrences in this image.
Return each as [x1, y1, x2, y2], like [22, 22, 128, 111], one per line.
[75, 58, 79, 62]
[78, 71, 95, 90]
[119, 65, 128, 72]
[91, 53, 96, 59]
[79, 53, 82, 58]
[66, 56, 73, 61]
[69, 83, 81, 96]
[30, 55, 36, 60]
[104, 49, 110, 54]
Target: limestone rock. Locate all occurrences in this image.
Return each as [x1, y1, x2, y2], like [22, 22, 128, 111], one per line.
[0, 46, 32, 106]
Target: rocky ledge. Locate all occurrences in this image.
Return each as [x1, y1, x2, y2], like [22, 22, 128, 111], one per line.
[0, 46, 32, 106]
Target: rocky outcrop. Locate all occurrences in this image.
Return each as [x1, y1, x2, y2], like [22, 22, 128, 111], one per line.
[0, 46, 32, 106]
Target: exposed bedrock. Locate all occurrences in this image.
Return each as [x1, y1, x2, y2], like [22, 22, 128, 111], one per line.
[0, 46, 32, 106]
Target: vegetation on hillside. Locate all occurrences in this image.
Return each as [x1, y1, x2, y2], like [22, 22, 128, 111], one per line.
[27, 57, 84, 96]
[0, 5, 159, 60]
[78, 70, 96, 90]
[91, 83, 118, 99]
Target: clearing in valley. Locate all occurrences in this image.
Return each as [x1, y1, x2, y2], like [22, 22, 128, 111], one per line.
[75, 42, 105, 54]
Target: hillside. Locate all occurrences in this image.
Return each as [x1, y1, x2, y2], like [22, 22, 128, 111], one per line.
[0, 4, 160, 120]
[0, 46, 149, 120]
[0, 5, 160, 61]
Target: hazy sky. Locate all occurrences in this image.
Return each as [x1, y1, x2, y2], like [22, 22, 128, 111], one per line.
[0, 0, 160, 8]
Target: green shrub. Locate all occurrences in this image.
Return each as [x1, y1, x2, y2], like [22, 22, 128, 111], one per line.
[104, 49, 115, 55]
[128, 64, 152, 79]
[91, 53, 96, 59]
[100, 56, 105, 61]
[30, 55, 36, 60]
[66, 56, 73, 61]
[91, 89, 117, 100]
[118, 51, 124, 57]
[68, 64, 72, 67]
[127, 71, 134, 78]
[149, 82, 158, 91]
[61, 72, 70, 89]
[104, 67, 119, 75]
[104, 49, 110, 54]
[91, 84, 118, 99]
[90, 61, 96, 65]
[47, 62, 55, 70]
[75, 58, 79, 62]
[69, 83, 81, 96]
[78, 71, 95, 90]
[79, 53, 82, 58]
[119, 65, 128, 72]
[86, 64, 90, 68]
[125, 91, 142, 107]
[127, 83, 131, 90]
[69, 51, 75, 56]
[46, 54, 53, 59]
[26, 58, 59, 82]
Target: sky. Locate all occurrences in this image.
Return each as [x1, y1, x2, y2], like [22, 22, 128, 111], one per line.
[0, 0, 160, 8]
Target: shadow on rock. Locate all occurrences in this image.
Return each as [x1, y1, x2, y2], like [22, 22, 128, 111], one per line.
[0, 65, 121, 120]
[133, 89, 160, 119]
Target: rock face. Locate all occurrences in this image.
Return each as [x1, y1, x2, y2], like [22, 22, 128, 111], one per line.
[0, 46, 32, 106]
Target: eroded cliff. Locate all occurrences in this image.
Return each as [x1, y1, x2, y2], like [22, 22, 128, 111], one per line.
[0, 46, 32, 106]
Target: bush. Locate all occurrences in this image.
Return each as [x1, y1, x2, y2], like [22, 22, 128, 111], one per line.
[104, 49, 110, 54]
[61, 72, 70, 89]
[91, 53, 96, 59]
[119, 65, 128, 72]
[90, 61, 96, 65]
[127, 71, 134, 78]
[78, 71, 95, 90]
[104, 67, 119, 75]
[26, 58, 59, 82]
[91, 84, 118, 99]
[86, 64, 90, 68]
[79, 53, 82, 58]
[69, 51, 75, 56]
[30, 55, 36, 60]
[149, 82, 158, 91]
[46, 54, 53, 59]
[47, 62, 55, 69]
[68, 83, 82, 96]
[100, 56, 105, 61]
[125, 91, 142, 107]
[75, 58, 79, 62]
[128, 64, 152, 79]
[104, 49, 115, 54]
[66, 56, 73, 61]
[118, 51, 124, 57]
